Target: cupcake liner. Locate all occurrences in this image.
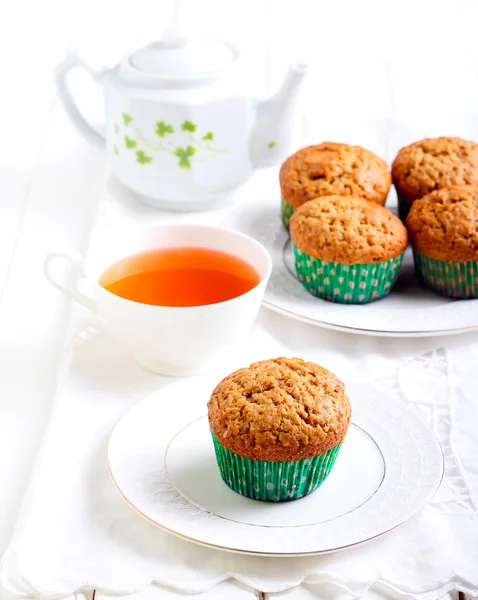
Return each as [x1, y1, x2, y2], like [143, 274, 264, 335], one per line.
[211, 432, 342, 502]
[413, 251, 478, 298]
[397, 193, 412, 222]
[292, 244, 403, 304]
[281, 196, 295, 230]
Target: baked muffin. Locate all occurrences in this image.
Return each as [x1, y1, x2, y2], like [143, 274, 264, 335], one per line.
[208, 357, 351, 502]
[406, 185, 478, 298]
[290, 196, 407, 303]
[279, 142, 392, 229]
[392, 137, 478, 221]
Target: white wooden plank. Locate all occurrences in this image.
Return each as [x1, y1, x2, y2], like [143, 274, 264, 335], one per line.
[96, 581, 257, 600]
[269, 587, 459, 600]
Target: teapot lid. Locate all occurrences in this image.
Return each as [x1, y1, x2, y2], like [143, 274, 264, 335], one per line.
[128, 36, 237, 79]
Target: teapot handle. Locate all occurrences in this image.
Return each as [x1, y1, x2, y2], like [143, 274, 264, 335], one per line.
[55, 52, 107, 149]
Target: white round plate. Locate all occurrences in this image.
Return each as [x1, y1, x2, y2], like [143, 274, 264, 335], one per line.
[224, 199, 478, 336]
[108, 378, 444, 556]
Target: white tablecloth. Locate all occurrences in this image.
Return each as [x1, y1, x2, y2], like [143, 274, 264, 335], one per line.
[0, 102, 107, 558]
[1, 147, 478, 598]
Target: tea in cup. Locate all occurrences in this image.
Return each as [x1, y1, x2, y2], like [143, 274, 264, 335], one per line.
[44, 224, 272, 376]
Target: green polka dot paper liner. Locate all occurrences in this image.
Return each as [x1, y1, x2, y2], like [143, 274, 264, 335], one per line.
[281, 197, 295, 230]
[211, 432, 342, 502]
[292, 244, 403, 304]
[413, 251, 478, 298]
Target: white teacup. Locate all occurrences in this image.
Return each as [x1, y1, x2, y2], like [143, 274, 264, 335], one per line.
[44, 224, 271, 376]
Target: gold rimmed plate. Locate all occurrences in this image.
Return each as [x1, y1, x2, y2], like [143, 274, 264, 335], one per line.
[107, 378, 444, 556]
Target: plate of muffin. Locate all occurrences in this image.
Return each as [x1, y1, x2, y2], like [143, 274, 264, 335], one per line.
[227, 138, 478, 336]
[108, 357, 444, 556]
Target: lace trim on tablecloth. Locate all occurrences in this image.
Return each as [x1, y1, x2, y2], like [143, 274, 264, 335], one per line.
[372, 348, 478, 517]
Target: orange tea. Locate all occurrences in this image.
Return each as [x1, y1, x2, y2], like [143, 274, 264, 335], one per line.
[99, 247, 261, 307]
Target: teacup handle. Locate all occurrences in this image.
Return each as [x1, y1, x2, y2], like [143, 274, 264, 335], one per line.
[43, 250, 97, 313]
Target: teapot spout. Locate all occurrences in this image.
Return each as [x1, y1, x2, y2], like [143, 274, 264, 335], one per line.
[250, 62, 309, 169]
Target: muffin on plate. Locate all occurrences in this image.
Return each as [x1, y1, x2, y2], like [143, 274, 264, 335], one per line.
[279, 142, 392, 229]
[406, 185, 478, 298]
[290, 196, 407, 303]
[208, 357, 351, 502]
[392, 137, 478, 221]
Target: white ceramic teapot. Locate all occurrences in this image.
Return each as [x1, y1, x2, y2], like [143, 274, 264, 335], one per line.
[56, 36, 308, 211]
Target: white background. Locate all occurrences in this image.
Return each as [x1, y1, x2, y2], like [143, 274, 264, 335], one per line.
[2, 0, 478, 597]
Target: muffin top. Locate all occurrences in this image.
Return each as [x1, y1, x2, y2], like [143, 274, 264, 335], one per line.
[392, 137, 478, 205]
[279, 142, 391, 209]
[290, 195, 408, 264]
[406, 185, 478, 261]
[208, 357, 351, 462]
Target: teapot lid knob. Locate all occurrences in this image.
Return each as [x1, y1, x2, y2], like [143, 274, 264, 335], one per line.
[161, 26, 188, 49]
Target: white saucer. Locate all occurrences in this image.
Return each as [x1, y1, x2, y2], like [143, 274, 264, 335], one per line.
[224, 199, 478, 336]
[108, 378, 444, 556]
[166, 418, 384, 527]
